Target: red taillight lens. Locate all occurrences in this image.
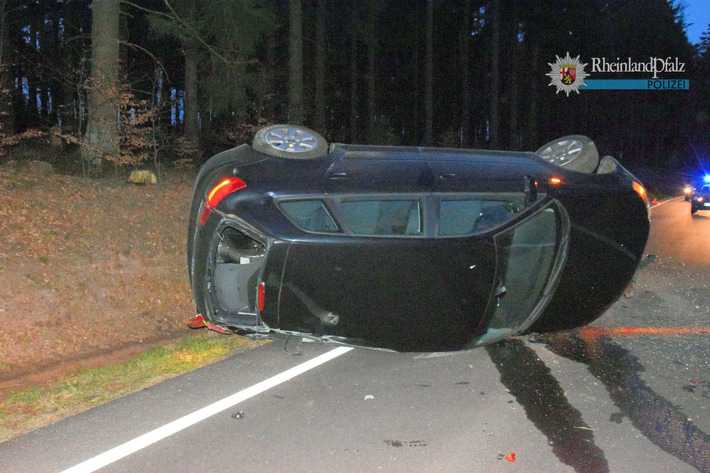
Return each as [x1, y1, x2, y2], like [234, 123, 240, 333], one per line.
[257, 281, 266, 312]
[198, 177, 247, 225]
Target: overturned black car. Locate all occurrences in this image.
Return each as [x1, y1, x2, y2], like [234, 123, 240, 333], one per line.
[187, 125, 649, 351]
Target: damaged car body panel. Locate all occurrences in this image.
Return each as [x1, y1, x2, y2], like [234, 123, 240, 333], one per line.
[187, 125, 649, 351]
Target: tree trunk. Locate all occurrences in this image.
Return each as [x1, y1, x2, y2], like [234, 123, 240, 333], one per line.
[264, 32, 276, 120]
[424, 0, 433, 145]
[31, 6, 42, 117]
[489, 0, 500, 148]
[314, 0, 326, 132]
[460, 0, 471, 147]
[288, 0, 304, 125]
[527, 42, 540, 149]
[509, 25, 520, 149]
[349, 2, 358, 142]
[183, 42, 200, 152]
[61, 0, 79, 134]
[39, 0, 50, 120]
[82, 0, 121, 171]
[366, 0, 377, 143]
[412, 29, 419, 145]
[0, 0, 14, 153]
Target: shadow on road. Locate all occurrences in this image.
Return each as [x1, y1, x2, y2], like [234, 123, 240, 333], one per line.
[542, 333, 710, 473]
[486, 339, 610, 473]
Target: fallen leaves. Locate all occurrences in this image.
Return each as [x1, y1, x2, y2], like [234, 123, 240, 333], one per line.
[0, 168, 196, 377]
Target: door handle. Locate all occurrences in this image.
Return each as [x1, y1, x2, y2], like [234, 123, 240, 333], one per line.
[328, 172, 350, 180]
[495, 284, 507, 308]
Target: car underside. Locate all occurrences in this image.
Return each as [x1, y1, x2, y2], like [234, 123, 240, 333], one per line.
[187, 125, 650, 352]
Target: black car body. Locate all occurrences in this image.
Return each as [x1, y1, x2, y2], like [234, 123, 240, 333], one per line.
[691, 185, 710, 214]
[187, 126, 649, 352]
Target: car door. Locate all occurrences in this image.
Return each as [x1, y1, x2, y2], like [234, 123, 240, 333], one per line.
[473, 200, 569, 345]
[279, 235, 498, 351]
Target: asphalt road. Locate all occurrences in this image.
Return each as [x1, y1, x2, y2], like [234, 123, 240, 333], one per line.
[1, 197, 709, 473]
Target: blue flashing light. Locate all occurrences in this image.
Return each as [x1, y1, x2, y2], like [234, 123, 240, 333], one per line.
[704, 175, 710, 184]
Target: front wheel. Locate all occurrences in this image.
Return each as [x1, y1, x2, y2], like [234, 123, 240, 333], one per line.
[691, 205, 697, 215]
[253, 124, 328, 159]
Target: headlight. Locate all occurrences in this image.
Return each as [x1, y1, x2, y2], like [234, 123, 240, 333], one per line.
[683, 186, 692, 194]
[695, 196, 704, 202]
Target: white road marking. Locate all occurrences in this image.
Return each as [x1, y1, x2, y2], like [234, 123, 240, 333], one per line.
[58, 346, 354, 473]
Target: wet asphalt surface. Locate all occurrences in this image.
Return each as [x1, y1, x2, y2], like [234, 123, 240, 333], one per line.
[0, 197, 709, 473]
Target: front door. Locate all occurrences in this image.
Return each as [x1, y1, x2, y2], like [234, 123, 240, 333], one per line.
[476, 200, 568, 344]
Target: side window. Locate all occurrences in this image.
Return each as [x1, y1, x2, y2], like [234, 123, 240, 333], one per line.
[439, 196, 525, 236]
[280, 200, 340, 233]
[339, 200, 422, 236]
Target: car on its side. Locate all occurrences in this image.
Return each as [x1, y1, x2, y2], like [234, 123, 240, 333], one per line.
[691, 185, 710, 215]
[186, 125, 650, 352]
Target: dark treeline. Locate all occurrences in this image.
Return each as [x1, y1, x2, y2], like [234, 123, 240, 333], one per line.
[0, 0, 708, 172]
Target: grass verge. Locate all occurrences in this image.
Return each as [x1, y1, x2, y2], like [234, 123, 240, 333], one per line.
[0, 333, 264, 443]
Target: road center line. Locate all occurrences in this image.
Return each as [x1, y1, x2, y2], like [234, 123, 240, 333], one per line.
[58, 346, 354, 473]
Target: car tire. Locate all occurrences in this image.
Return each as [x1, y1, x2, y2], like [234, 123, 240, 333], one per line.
[691, 205, 697, 215]
[535, 135, 600, 174]
[253, 124, 328, 159]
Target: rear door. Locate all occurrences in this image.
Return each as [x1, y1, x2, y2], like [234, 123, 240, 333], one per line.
[277, 193, 497, 351]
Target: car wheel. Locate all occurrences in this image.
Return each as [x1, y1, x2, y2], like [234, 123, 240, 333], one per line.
[535, 135, 599, 174]
[691, 205, 697, 215]
[253, 124, 328, 159]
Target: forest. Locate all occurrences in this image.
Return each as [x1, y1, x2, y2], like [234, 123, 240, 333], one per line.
[0, 0, 708, 175]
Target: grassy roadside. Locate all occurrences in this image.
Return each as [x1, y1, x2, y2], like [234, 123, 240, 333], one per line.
[0, 332, 265, 443]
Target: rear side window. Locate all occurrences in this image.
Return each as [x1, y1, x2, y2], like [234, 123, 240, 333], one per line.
[280, 200, 339, 233]
[340, 200, 421, 236]
[439, 197, 524, 236]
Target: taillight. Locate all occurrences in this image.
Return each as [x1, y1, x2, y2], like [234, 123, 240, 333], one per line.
[632, 181, 648, 205]
[198, 177, 247, 225]
[257, 281, 266, 312]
